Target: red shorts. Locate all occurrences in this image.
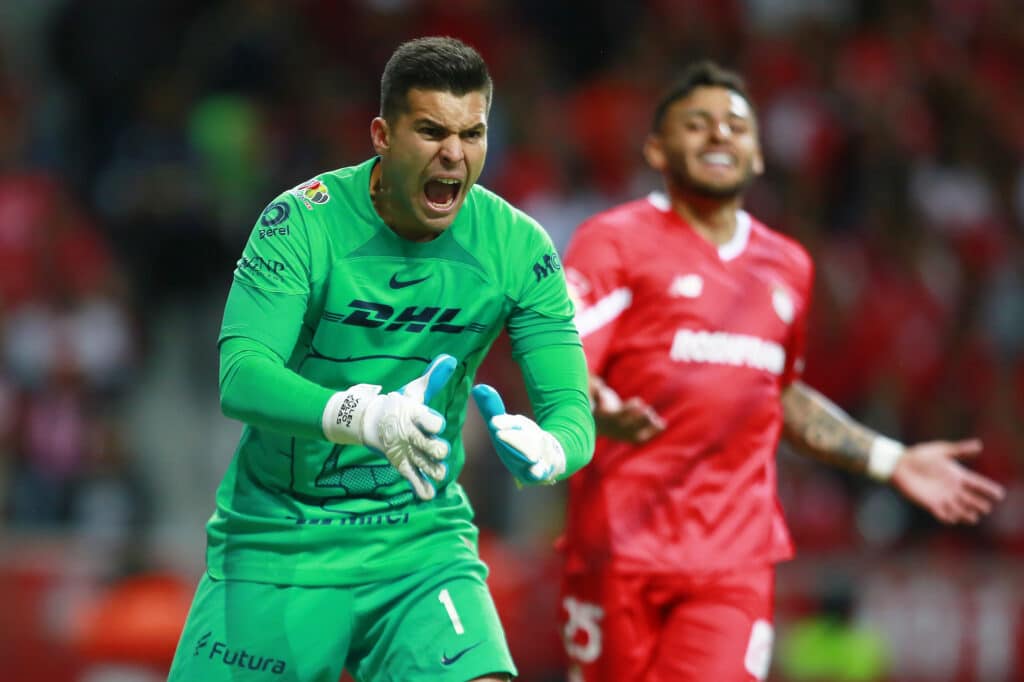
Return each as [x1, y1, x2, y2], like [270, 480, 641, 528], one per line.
[559, 565, 775, 682]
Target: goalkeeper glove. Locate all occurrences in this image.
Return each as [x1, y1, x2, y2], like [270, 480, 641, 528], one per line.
[322, 354, 457, 501]
[471, 384, 566, 485]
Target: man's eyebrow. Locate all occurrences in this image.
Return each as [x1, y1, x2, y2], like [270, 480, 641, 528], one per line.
[411, 118, 487, 133]
[412, 117, 445, 128]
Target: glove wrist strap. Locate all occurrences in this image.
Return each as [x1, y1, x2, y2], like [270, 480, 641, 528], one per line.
[322, 384, 382, 444]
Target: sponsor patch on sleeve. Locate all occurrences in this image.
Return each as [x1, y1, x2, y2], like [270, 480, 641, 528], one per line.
[290, 178, 330, 209]
[532, 251, 562, 283]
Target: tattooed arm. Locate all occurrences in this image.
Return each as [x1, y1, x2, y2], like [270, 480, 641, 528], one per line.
[781, 381, 1005, 524]
[780, 381, 878, 476]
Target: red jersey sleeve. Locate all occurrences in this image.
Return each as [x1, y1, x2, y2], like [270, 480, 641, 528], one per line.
[563, 218, 630, 377]
[779, 248, 815, 387]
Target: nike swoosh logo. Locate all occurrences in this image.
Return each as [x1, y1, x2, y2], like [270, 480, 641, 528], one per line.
[389, 273, 431, 289]
[441, 641, 482, 666]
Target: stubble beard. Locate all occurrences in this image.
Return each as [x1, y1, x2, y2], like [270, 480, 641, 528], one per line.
[671, 163, 756, 201]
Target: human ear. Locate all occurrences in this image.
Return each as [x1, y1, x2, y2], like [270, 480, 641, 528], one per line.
[370, 117, 390, 155]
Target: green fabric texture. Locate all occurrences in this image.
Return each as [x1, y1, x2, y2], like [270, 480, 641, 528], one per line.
[168, 559, 515, 682]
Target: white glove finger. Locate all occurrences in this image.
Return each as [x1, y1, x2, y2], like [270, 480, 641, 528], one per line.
[529, 460, 554, 481]
[401, 372, 430, 404]
[401, 354, 457, 403]
[397, 458, 435, 501]
[406, 428, 450, 461]
[410, 453, 448, 483]
[411, 406, 445, 436]
[495, 429, 541, 464]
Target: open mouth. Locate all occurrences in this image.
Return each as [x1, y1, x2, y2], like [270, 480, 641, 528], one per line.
[699, 151, 736, 169]
[424, 177, 462, 212]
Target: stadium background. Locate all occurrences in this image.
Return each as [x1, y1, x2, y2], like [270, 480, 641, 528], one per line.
[0, 0, 1022, 680]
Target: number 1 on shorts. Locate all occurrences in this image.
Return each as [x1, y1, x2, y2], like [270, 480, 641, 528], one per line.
[438, 588, 465, 634]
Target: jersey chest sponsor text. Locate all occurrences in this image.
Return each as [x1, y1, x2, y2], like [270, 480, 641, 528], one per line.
[669, 328, 785, 375]
[323, 299, 488, 334]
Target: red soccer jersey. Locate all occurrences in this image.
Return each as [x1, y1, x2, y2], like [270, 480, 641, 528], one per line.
[561, 193, 814, 576]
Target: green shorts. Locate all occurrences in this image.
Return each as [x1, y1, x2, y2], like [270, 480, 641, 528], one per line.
[168, 558, 516, 682]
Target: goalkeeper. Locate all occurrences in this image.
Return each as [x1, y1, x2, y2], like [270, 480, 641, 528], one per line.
[168, 37, 594, 682]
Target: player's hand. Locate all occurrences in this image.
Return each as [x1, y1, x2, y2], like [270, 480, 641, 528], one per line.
[590, 375, 666, 444]
[890, 438, 1006, 524]
[471, 384, 566, 485]
[322, 354, 456, 501]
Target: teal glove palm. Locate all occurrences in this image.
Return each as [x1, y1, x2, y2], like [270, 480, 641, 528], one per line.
[471, 384, 566, 485]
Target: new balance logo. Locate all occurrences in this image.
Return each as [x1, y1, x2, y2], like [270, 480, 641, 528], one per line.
[668, 274, 703, 298]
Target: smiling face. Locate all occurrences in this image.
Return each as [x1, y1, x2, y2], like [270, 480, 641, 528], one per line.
[370, 87, 488, 241]
[644, 85, 763, 201]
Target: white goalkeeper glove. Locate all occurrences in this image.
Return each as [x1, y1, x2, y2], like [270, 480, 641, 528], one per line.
[322, 354, 457, 501]
[471, 384, 566, 485]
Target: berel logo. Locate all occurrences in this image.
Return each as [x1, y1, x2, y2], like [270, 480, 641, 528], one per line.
[259, 201, 290, 228]
[669, 274, 703, 298]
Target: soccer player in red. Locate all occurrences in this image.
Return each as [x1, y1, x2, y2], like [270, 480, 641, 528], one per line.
[557, 61, 1006, 682]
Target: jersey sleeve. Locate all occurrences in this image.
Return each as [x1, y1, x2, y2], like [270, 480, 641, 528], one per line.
[217, 194, 334, 439]
[219, 195, 317, 354]
[498, 206, 594, 475]
[561, 218, 629, 376]
[780, 251, 815, 387]
[516, 341, 594, 478]
[504, 209, 579, 353]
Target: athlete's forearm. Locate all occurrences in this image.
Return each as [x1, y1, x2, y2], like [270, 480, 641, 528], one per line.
[220, 336, 334, 440]
[544, 394, 595, 478]
[780, 380, 879, 476]
[516, 341, 596, 478]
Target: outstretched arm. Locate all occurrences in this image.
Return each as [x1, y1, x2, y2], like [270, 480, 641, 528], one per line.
[781, 381, 1005, 524]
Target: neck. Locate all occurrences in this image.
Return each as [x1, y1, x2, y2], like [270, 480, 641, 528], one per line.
[669, 188, 742, 246]
[368, 159, 391, 221]
[369, 159, 435, 242]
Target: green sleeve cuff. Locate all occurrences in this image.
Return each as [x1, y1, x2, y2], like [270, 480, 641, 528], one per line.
[514, 340, 595, 478]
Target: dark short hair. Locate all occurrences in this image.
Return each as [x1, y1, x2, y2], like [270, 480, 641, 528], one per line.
[651, 60, 753, 131]
[380, 36, 492, 120]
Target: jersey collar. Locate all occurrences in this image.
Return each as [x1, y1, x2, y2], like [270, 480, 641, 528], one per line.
[647, 191, 751, 261]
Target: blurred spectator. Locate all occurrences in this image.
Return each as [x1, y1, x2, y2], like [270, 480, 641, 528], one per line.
[70, 414, 151, 578]
[778, 574, 889, 682]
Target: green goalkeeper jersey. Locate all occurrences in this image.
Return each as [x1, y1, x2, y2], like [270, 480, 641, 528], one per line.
[207, 158, 593, 585]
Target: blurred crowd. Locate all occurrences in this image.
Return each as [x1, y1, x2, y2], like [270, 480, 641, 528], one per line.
[0, 0, 1022, 679]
